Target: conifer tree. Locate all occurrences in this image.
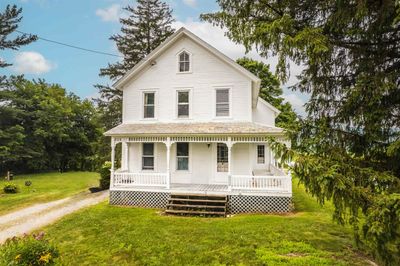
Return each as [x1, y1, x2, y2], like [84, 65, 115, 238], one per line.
[96, 0, 175, 129]
[0, 5, 37, 79]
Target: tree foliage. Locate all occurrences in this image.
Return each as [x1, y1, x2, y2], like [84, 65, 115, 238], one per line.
[0, 4, 36, 82]
[203, 1, 400, 264]
[0, 77, 102, 173]
[236, 57, 298, 130]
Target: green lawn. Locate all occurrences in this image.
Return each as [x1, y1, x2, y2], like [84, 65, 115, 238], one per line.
[42, 181, 374, 266]
[0, 172, 99, 215]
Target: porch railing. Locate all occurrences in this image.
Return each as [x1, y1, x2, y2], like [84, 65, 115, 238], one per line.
[230, 166, 291, 192]
[112, 172, 168, 187]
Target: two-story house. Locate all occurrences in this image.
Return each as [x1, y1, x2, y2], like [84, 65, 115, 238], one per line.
[105, 27, 292, 215]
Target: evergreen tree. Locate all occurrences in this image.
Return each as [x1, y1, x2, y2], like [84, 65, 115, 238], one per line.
[236, 57, 298, 130]
[202, 1, 400, 264]
[0, 5, 37, 80]
[96, 0, 175, 129]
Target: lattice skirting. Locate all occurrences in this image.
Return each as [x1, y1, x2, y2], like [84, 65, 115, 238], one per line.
[228, 195, 292, 214]
[110, 190, 170, 208]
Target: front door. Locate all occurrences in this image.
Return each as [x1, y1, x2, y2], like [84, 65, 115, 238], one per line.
[214, 143, 228, 183]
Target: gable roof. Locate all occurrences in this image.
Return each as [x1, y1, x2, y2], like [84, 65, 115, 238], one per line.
[113, 27, 262, 107]
[258, 97, 281, 116]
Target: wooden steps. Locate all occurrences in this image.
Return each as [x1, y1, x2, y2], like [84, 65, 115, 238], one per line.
[165, 193, 227, 217]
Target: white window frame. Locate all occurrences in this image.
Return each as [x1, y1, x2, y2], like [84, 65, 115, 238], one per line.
[256, 144, 266, 164]
[176, 142, 190, 171]
[176, 49, 192, 74]
[214, 87, 232, 118]
[141, 89, 158, 120]
[141, 143, 155, 171]
[175, 88, 192, 119]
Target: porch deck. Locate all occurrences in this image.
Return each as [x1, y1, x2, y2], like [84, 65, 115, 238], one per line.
[111, 181, 292, 197]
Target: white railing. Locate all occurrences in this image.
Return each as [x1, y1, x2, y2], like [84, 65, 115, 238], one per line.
[112, 172, 168, 187]
[231, 169, 291, 193]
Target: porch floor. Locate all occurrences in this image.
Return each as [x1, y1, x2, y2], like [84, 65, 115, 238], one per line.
[112, 183, 292, 197]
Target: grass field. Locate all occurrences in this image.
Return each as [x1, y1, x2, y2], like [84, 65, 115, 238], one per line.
[0, 172, 99, 215]
[42, 181, 374, 265]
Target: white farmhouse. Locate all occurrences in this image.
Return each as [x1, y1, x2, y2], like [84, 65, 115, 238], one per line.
[105, 27, 292, 216]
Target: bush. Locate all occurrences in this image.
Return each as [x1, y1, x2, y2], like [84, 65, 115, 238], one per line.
[99, 161, 112, 189]
[3, 183, 19, 194]
[0, 232, 59, 265]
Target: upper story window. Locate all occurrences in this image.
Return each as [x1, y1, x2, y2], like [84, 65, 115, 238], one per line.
[178, 51, 190, 72]
[216, 89, 230, 117]
[177, 91, 189, 118]
[143, 92, 155, 118]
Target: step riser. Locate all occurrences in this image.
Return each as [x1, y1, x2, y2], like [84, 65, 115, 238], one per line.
[166, 194, 228, 217]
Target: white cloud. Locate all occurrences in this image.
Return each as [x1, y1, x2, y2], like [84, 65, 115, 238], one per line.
[13, 51, 54, 75]
[182, 0, 196, 8]
[96, 4, 121, 22]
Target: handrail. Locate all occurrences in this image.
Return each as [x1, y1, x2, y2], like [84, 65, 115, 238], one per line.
[230, 174, 291, 192]
[113, 172, 168, 187]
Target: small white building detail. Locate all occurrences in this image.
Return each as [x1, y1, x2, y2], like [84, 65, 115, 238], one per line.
[105, 27, 292, 215]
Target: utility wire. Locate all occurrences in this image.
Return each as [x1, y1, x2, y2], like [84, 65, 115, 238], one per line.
[16, 30, 123, 58]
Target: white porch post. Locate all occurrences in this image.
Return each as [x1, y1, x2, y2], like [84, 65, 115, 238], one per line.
[122, 141, 129, 171]
[227, 137, 234, 191]
[165, 137, 172, 189]
[110, 137, 116, 188]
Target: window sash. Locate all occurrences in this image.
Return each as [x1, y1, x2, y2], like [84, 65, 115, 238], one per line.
[142, 143, 154, 170]
[176, 143, 189, 170]
[143, 92, 155, 118]
[257, 145, 265, 164]
[177, 91, 189, 117]
[216, 89, 230, 117]
[178, 52, 190, 72]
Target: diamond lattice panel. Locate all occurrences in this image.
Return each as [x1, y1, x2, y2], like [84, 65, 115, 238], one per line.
[228, 195, 292, 214]
[110, 190, 170, 208]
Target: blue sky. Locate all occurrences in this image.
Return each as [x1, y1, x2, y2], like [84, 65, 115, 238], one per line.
[0, 0, 307, 114]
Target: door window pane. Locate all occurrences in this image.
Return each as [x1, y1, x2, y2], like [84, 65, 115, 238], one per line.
[217, 143, 228, 172]
[257, 145, 265, 164]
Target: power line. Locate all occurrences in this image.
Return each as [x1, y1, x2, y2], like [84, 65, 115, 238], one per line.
[16, 30, 123, 58]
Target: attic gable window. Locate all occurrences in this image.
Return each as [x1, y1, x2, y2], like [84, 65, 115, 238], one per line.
[216, 89, 230, 117]
[178, 51, 190, 72]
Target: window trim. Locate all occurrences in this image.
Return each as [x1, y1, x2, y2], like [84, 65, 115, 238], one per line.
[214, 87, 232, 119]
[256, 144, 266, 165]
[176, 49, 192, 74]
[176, 142, 190, 171]
[141, 89, 158, 120]
[175, 88, 192, 119]
[141, 143, 155, 171]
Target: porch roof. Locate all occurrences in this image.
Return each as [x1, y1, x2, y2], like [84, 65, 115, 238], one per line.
[104, 122, 284, 136]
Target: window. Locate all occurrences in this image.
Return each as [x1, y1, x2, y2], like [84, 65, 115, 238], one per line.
[257, 145, 265, 164]
[177, 91, 189, 118]
[217, 143, 228, 172]
[142, 143, 154, 170]
[216, 89, 230, 117]
[176, 143, 189, 170]
[178, 51, 190, 72]
[143, 92, 155, 118]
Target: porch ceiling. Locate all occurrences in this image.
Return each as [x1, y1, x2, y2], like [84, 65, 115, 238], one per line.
[104, 122, 284, 136]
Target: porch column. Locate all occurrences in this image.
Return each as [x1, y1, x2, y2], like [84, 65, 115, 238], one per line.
[226, 137, 234, 191]
[122, 141, 129, 171]
[165, 137, 172, 189]
[110, 137, 116, 188]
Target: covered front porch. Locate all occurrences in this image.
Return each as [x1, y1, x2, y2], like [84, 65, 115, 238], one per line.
[109, 134, 292, 196]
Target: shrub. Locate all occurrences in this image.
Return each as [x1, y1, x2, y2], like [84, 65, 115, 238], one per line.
[99, 161, 112, 189]
[3, 183, 19, 194]
[0, 232, 59, 265]
[25, 180, 32, 187]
